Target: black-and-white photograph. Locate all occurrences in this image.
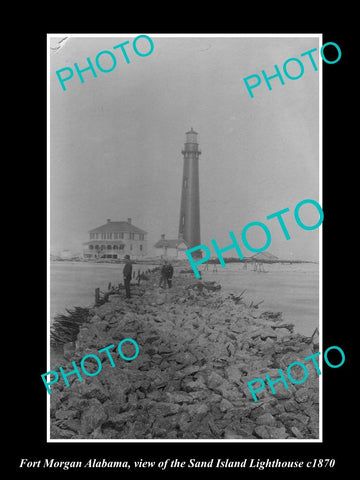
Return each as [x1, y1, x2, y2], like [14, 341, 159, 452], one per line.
[47, 34, 322, 441]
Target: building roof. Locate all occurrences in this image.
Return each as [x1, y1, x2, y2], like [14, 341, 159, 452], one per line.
[89, 220, 147, 235]
[153, 238, 188, 249]
[83, 240, 125, 245]
[251, 251, 279, 261]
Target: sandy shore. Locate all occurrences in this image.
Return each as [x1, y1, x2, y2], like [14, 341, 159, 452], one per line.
[50, 269, 319, 440]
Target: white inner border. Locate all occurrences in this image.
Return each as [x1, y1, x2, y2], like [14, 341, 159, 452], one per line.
[46, 33, 323, 443]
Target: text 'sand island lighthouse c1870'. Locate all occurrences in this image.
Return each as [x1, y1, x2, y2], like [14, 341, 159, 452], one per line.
[178, 128, 202, 257]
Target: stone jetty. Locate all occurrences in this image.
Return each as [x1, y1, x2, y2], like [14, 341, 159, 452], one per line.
[50, 269, 319, 440]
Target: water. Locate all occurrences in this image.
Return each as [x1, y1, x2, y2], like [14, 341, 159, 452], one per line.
[50, 262, 157, 320]
[199, 262, 319, 336]
[50, 261, 319, 336]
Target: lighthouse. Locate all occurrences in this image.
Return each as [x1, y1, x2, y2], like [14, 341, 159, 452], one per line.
[178, 128, 202, 254]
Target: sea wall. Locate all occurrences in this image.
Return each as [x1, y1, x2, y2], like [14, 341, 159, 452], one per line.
[50, 271, 319, 440]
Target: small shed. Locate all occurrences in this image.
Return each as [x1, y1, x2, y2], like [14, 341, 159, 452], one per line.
[251, 251, 279, 262]
[153, 234, 189, 259]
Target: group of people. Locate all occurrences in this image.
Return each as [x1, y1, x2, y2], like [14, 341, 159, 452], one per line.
[122, 256, 174, 299]
[158, 260, 174, 289]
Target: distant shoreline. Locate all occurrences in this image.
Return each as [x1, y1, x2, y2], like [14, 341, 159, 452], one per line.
[50, 257, 318, 265]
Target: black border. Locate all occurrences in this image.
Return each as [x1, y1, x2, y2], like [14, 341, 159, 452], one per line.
[16, 23, 352, 477]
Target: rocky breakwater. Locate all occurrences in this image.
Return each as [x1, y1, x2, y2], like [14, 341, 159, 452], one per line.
[50, 272, 319, 440]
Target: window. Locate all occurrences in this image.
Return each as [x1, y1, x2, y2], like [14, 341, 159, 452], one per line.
[119, 245, 124, 250]
[95, 233, 99, 239]
[89, 245, 94, 250]
[107, 245, 112, 250]
[90, 233, 95, 239]
[130, 244, 133, 250]
[140, 245, 143, 251]
[101, 233, 106, 239]
[129, 233, 135, 240]
[139, 234, 144, 241]
[114, 233, 118, 239]
[107, 232, 112, 239]
[119, 232, 124, 239]
[95, 245, 99, 250]
[113, 245, 118, 250]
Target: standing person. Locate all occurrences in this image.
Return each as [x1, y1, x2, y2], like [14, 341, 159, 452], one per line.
[123, 254, 132, 299]
[159, 260, 168, 288]
[166, 261, 174, 288]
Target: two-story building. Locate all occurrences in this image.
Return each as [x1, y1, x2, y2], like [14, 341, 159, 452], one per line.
[83, 218, 147, 260]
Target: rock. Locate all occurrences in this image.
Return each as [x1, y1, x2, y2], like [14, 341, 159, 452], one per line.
[273, 389, 292, 400]
[273, 328, 292, 339]
[57, 418, 81, 433]
[277, 412, 310, 429]
[260, 329, 278, 340]
[50, 424, 76, 439]
[80, 380, 109, 403]
[181, 365, 200, 376]
[173, 351, 197, 365]
[207, 372, 224, 389]
[183, 378, 206, 392]
[260, 312, 283, 322]
[284, 400, 300, 412]
[50, 389, 64, 417]
[146, 389, 163, 401]
[295, 387, 309, 403]
[90, 314, 102, 323]
[260, 337, 276, 353]
[63, 341, 76, 360]
[188, 390, 209, 402]
[250, 406, 266, 419]
[128, 420, 151, 438]
[66, 393, 89, 410]
[291, 426, 304, 438]
[177, 412, 191, 432]
[148, 402, 180, 417]
[254, 425, 287, 439]
[80, 399, 107, 435]
[226, 364, 247, 385]
[225, 427, 256, 439]
[218, 386, 241, 403]
[219, 398, 233, 412]
[186, 403, 209, 419]
[256, 413, 276, 426]
[165, 391, 194, 404]
[55, 409, 78, 420]
[127, 392, 137, 404]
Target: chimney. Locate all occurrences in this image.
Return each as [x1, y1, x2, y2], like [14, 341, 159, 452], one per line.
[107, 218, 111, 223]
[161, 234, 165, 240]
[127, 218, 132, 224]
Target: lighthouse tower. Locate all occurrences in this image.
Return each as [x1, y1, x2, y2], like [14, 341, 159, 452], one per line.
[178, 128, 201, 253]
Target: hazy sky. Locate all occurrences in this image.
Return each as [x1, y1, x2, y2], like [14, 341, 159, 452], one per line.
[49, 34, 321, 260]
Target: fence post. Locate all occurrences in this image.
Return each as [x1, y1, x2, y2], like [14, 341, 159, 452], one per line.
[95, 287, 100, 305]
